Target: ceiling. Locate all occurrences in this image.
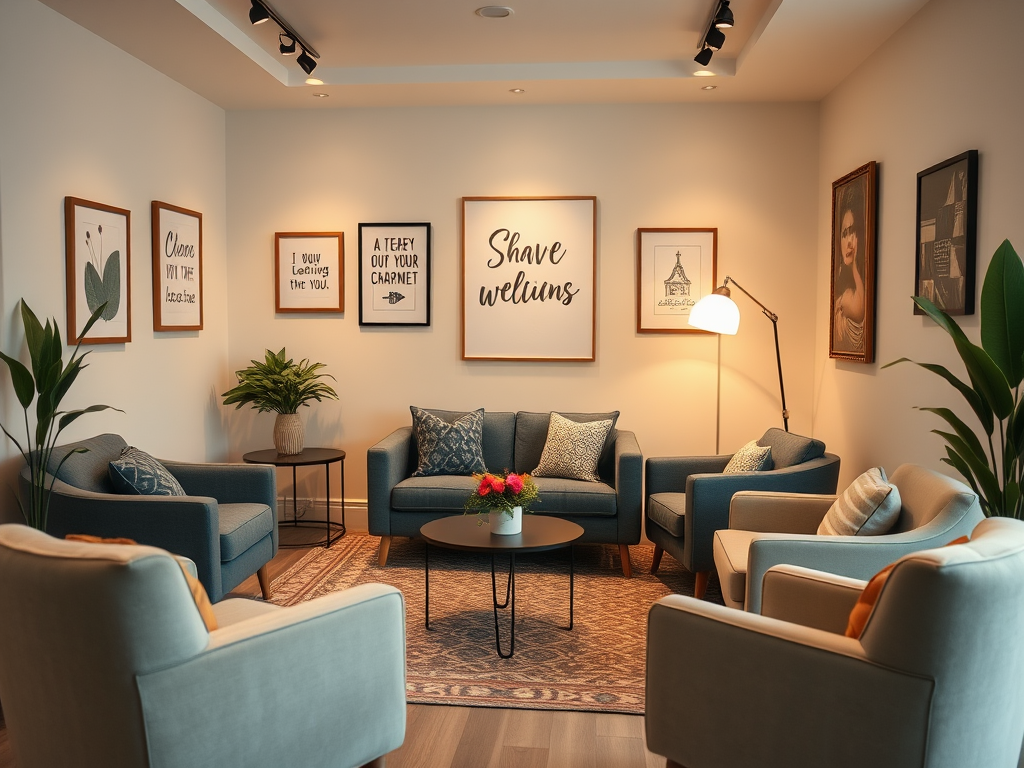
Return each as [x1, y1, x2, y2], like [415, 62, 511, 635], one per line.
[39, 0, 931, 110]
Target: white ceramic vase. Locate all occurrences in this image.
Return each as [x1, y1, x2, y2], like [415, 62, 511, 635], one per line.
[489, 506, 523, 535]
[273, 413, 304, 455]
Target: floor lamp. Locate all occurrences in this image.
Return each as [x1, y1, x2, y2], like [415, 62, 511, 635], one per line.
[689, 276, 789, 453]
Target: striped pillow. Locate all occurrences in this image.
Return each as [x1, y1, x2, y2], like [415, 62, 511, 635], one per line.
[818, 466, 901, 536]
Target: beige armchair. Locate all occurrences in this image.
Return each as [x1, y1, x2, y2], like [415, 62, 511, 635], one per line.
[646, 517, 1024, 768]
[0, 525, 406, 768]
[712, 463, 983, 612]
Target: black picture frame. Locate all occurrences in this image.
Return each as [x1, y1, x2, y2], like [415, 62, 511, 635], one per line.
[915, 150, 978, 316]
[358, 223, 431, 326]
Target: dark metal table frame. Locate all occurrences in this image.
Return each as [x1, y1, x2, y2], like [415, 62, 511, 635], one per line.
[242, 448, 346, 549]
[420, 516, 583, 658]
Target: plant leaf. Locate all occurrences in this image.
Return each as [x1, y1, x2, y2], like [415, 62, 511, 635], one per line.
[980, 239, 1024, 388]
[941, 448, 984, 506]
[884, 357, 994, 434]
[75, 302, 108, 344]
[1004, 481, 1021, 520]
[84, 261, 104, 314]
[0, 351, 35, 409]
[934, 429, 1001, 511]
[918, 407, 987, 465]
[19, 301, 46, 384]
[58, 404, 121, 431]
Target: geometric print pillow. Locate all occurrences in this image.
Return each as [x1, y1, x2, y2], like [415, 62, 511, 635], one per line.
[818, 466, 902, 536]
[108, 446, 187, 496]
[723, 440, 773, 474]
[410, 406, 487, 477]
[531, 412, 613, 482]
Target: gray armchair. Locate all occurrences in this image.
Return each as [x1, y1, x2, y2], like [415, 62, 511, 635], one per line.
[645, 517, 1024, 768]
[20, 433, 277, 602]
[0, 524, 405, 768]
[645, 428, 840, 597]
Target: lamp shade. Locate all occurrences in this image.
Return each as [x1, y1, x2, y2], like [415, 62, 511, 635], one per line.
[689, 293, 740, 335]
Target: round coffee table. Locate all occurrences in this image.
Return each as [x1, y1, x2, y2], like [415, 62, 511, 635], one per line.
[420, 515, 584, 658]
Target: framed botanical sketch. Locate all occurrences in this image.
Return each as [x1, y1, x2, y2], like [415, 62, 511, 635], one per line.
[915, 150, 978, 316]
[152, 201, 202, 331]
[358, 222, 431, 326]
[636, 228, 717, 333]
[829, 161, 878, 364]
[64, 197, 131, 344]
[462, 196, 596, 362]
[275, 232, 344, 313]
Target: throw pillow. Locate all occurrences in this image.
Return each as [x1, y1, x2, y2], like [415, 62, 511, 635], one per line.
[817, 467, 901, 536]
[845, 536, 970, 638]
[723, 440, 773, 474]
[108, 447, 186, 496]
[531, 412, 613, 482]
[410, 406, 487, 477]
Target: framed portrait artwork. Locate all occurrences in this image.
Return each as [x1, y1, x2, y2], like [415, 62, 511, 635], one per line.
[152, 201, 202, 331]
[274, 232, 344, 313]
[829, 161, 878, 364]
[358, 222, 431, 326]
[64, 197, 131, 344]
[915, 150, 978, 315]
[462, 196, 596, 362]
[636, 228, 717, 333]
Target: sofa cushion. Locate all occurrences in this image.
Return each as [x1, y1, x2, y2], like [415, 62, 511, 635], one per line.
[514, 411, 619, 477]
[757, 428, 825, 469]
[647, 492, 687, 537]
[532, 413, 613, 482]
[219, 503, 274, 562]
[713, 529, 758, 605]
[529, 477, 617, 517]
[108, 447, 187, 496]
[392, 475, 480, 512]
[410, 406, 486, 477]
[46, 433, 128, 493]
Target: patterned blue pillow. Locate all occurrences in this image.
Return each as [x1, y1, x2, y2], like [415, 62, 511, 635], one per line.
[410, 406, 486, 477]
[108, 447, 186, 496]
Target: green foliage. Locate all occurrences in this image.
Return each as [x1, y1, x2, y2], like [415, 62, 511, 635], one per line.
[464, 471, 540, 516]
[884, 239, 1024, 518]
[0, 300, 120, 530]
[221, 348, 339, 415]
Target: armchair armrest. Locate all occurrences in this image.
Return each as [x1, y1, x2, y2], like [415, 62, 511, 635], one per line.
[729, 491, 836, 533]
[367, 427, 414, 536]
[760, 564, 866, 633]
[613, 430, 643, 543]
[137, 584, 407, 768]
[645, 454, 730, 496]
[162, 461, 276, 508]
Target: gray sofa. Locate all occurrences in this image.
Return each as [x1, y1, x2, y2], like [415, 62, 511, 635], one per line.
[367, 410, 643, 576]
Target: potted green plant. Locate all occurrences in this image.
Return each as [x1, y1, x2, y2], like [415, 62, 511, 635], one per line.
[464, 471, 540, 534]
[885, 239, 1024, 518]
[221, 348, 339, 455]
[0, 300, 119, 530]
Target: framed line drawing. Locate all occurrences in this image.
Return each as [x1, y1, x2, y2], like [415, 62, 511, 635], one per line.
[64, 196, 131, 344]
[829, 161, 878, 364]
[358, 222, 431, 326]
[275, 232, 344, 313]
[152, 201, 202, 331]
[462, 196, 596, 362]
[915, 150, 978, 316]
[636, 228, 717, 333]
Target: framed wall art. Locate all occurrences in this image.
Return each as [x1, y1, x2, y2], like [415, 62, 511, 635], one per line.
[358, 222, 431, 326]
[275, 232, 344, 313]
[915, 150, 978, 316]
[64, 196, 131, 344]
[829, 161, 878, 364]
[152, 201, 202, 331]
[462, 196, 596, 362]
[636, 228, 717, 333]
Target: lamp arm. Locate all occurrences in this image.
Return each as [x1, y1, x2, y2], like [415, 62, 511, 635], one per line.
[722, 276, 778, 322]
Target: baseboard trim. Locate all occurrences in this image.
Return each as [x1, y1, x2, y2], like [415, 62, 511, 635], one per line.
[277, 497, 368, 533]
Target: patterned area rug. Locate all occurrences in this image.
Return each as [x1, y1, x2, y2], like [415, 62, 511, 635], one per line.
[269, 533, 721, 714]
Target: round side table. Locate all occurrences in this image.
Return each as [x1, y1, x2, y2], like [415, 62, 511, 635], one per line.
[243, 448, 346, 549]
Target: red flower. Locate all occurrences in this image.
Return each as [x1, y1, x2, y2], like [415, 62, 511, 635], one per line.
[490, 477, 506, 493]
[477, 476, 492, 496]
[506, 473, 524, 494]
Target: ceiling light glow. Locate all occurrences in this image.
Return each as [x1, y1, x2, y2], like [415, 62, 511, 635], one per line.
[476, 6, 514, 18]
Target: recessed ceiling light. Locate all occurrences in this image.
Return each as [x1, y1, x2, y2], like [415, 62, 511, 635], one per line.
[305, 77, 323, 85]
[693, 70, 716, 77]
[701, 85, 717, 90]
[476, 6, 514, 18]
[509, 88, 525, 94]
[313, 92, 329, 98]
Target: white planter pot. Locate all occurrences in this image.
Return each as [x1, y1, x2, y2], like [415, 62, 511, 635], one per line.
[489, 506, 523, 535]
[273, 413, 304, 455]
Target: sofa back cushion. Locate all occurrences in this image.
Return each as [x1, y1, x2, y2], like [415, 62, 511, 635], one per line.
[757, 428, 825, 469]
[514, 411, 619, 480]
[408, 409, 515, 473]
[46, 433, 128, 493]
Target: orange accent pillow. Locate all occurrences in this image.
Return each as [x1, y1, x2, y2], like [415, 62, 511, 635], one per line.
[65, 534, 218, 631]
[845, 535, 970, 638]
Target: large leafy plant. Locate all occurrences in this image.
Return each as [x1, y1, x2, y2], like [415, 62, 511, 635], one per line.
[221, 348, 338, 414]
[0, 301, 119, 530]
[885, 239, 1024, 518]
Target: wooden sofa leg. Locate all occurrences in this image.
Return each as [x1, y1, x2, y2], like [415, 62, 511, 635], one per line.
[619, 544, 632, 578]
[694, 570, 710, 600]
[360, 757, 386, 768]
[377, 536, 392, 567]
[651, 545, 664, 575]
[257, 565, 271, 600]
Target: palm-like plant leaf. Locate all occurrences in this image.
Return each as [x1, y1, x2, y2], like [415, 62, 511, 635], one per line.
[222, 348, 339, 414]
[981, 239, 1024, 388]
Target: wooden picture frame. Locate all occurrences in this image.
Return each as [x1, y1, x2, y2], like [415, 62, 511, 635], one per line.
[636, 228, 718, 333]
[64, 196, 131, 344]
[915, 150, 978, 316]
[358, 222, 431, 326]
[152, 201, 203, 331]
[829, 162, 878, 364]
[275, 232, 344, 313]
[462, 196, 596, 362]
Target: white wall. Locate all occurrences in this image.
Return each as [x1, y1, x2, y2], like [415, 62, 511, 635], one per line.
[813, 0, 1024, 485]
[0, 0, 229, 522]
[225, 102, 820, 503]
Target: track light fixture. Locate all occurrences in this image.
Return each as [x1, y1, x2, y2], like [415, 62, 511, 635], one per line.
[704, 26, 726, 51]
[279, 32, 296, 55]
[296, 48, 317, 75]
[693, 0, 733, 67]
[248, 0, 269, 25]
[713, 0, 734, 29]
[694, 46, 714, 67]
[248, 0, 320, 79]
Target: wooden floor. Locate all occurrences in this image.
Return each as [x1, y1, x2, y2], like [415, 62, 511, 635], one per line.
[0, 533, 667, 768]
